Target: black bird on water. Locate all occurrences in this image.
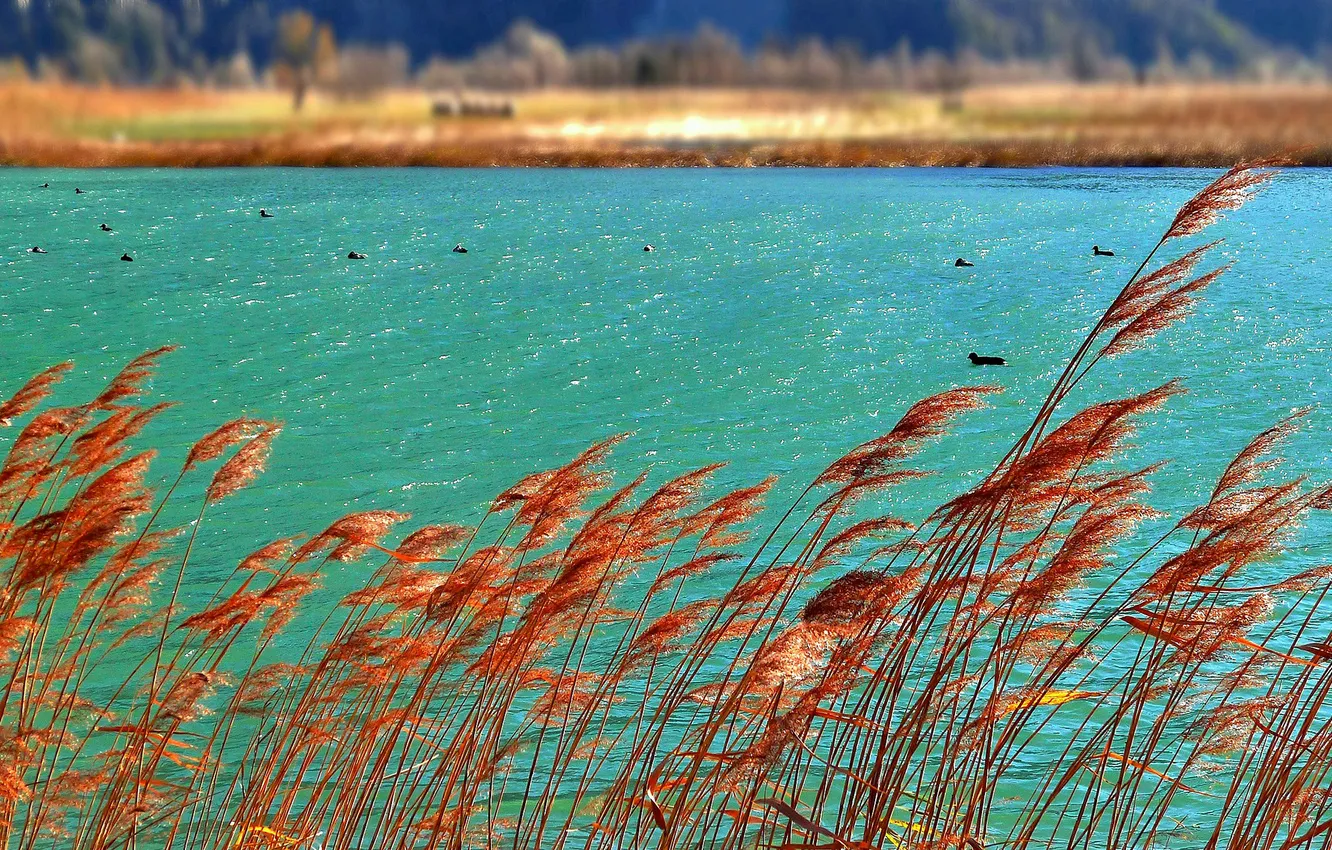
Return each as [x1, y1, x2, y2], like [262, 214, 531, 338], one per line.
[100, 223, 113, 232]
[955, 257, 975, 267]
[969, 352, 1006, 366]
[452, 244, 468, 254]
[1093, 245, 1115, 256]
[643, 244, 655, 252]
[39, 183, 49, 189]
[260, 209, 274, 218]
[347, 251, 367, 260]
[75, 188, 85, 195]
[121, 253, 133, 262]
[28, 246, 47, 254]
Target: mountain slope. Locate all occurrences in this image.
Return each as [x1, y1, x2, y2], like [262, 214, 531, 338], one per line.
[4, 0, 1332, 75]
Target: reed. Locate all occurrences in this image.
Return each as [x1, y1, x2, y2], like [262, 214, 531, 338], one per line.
[0, 161, 1325, 850]
[6, 134, 1332, 169]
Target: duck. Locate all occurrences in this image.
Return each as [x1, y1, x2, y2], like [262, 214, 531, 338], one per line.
[75, 188, 85, 195]
[260, 209, 275, 218]
[955, 258, 975, 267]
[643, 244, 655, 252]
[1093, 245, 1115, 256]
[968, 352, 1006, 366]
[100, 223, 113, 232]
[347, 251, 367, 260]
[39, 182, 49, 189]
[452, 244, 468, 254]
[121, 253, 133, 262]
[28, 246, 47, 254]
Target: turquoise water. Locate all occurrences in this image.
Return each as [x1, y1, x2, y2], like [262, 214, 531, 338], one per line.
[4, 167, 1332, 606]
[2, 166, 1332, 838]
[3, 168, 1331, 598]
[4, 167, 1329, 534]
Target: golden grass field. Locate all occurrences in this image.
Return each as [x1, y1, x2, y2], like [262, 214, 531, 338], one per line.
[3, 80, 1332, 166]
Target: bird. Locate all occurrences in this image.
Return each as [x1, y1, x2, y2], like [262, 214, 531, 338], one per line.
[39, 182, 49, 189]
[968, 352, 1006, 366]
[28, 246, 47, 254]
[260, 209, 274, 218]
[643, 244, 655, 252]
[955, 258, 975, 267]
[121, 253, 134, 262]
[75, 188, 85, 195]
[100, 223, 113, 232]
[347, 251, 367, 260]
[1093, 245, 1115, 256]
[452, 244, 468, 254]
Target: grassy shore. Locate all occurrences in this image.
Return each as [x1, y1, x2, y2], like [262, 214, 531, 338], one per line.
[4, 81, 1332, 166]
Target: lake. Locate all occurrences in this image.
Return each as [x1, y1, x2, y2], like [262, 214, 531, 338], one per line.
[1, 166, 1329, 844]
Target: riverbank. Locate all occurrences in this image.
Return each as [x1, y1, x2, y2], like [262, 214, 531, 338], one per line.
[4, 81, 1330, 167]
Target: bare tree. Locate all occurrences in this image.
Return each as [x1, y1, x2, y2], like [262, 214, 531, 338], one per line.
[273, 10, 337, 110]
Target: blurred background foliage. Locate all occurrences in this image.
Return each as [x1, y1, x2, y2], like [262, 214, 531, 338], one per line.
[3, 0, 1332, 91]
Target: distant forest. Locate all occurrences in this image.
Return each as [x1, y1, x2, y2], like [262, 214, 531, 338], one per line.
[4, 0, 1332, 85]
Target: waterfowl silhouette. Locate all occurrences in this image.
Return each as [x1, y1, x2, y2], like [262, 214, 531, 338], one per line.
[643, 244, 655, 252]
[28, 246, 47, 254]
[452, 244, 468, 254]
[260, 209, 274, 218]
[121, 253, 133, 262]
[100, 223, 113, 232]
[968, 352, 1006, 366]
[347, 251, 367, 260]
[39, 183, 49, 189]
[955, 258, 975, 267]
[1092, 245, 1115, 256]
[75, 188, 85, 195]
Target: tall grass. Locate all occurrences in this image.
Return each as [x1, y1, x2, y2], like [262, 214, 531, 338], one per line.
[4, 134, 1330, 168]
[0, 160, 1326, 850]
[6, 80, 1332, 167]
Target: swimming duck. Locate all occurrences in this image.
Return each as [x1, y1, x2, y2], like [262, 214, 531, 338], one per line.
[28, 246, 47, 254]
[348, 251, 367, 260]
[453, 244, 468, 254]
[1093, 245, 1115, 256]
[955, 258, 975, 267]
[260, 209, 275, 218]
[121, 253, 133, 262]
[968, 352, 1005, 366]
[100, 223, 113, 232]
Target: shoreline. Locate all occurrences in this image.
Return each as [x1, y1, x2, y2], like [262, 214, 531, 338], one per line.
[2, 138, 1327, 168]
[5, 81, 1331, 168]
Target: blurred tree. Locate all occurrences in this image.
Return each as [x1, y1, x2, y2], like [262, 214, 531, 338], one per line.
[791, 37, 841, 88]
[33, 0, 88, 67]
[1067, 33, 1101, 81]
[417, 55, 465, 90]
[569, 44, 620, 87]
[104, 0, 181, 83]
[70, 32, 122, 82]
[465, 21, 567, 90]
[334, 43, 408, 98]
[273, 9, 336, 109]
[212, 50, 257, 87]
[683, 23, 745, 85]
